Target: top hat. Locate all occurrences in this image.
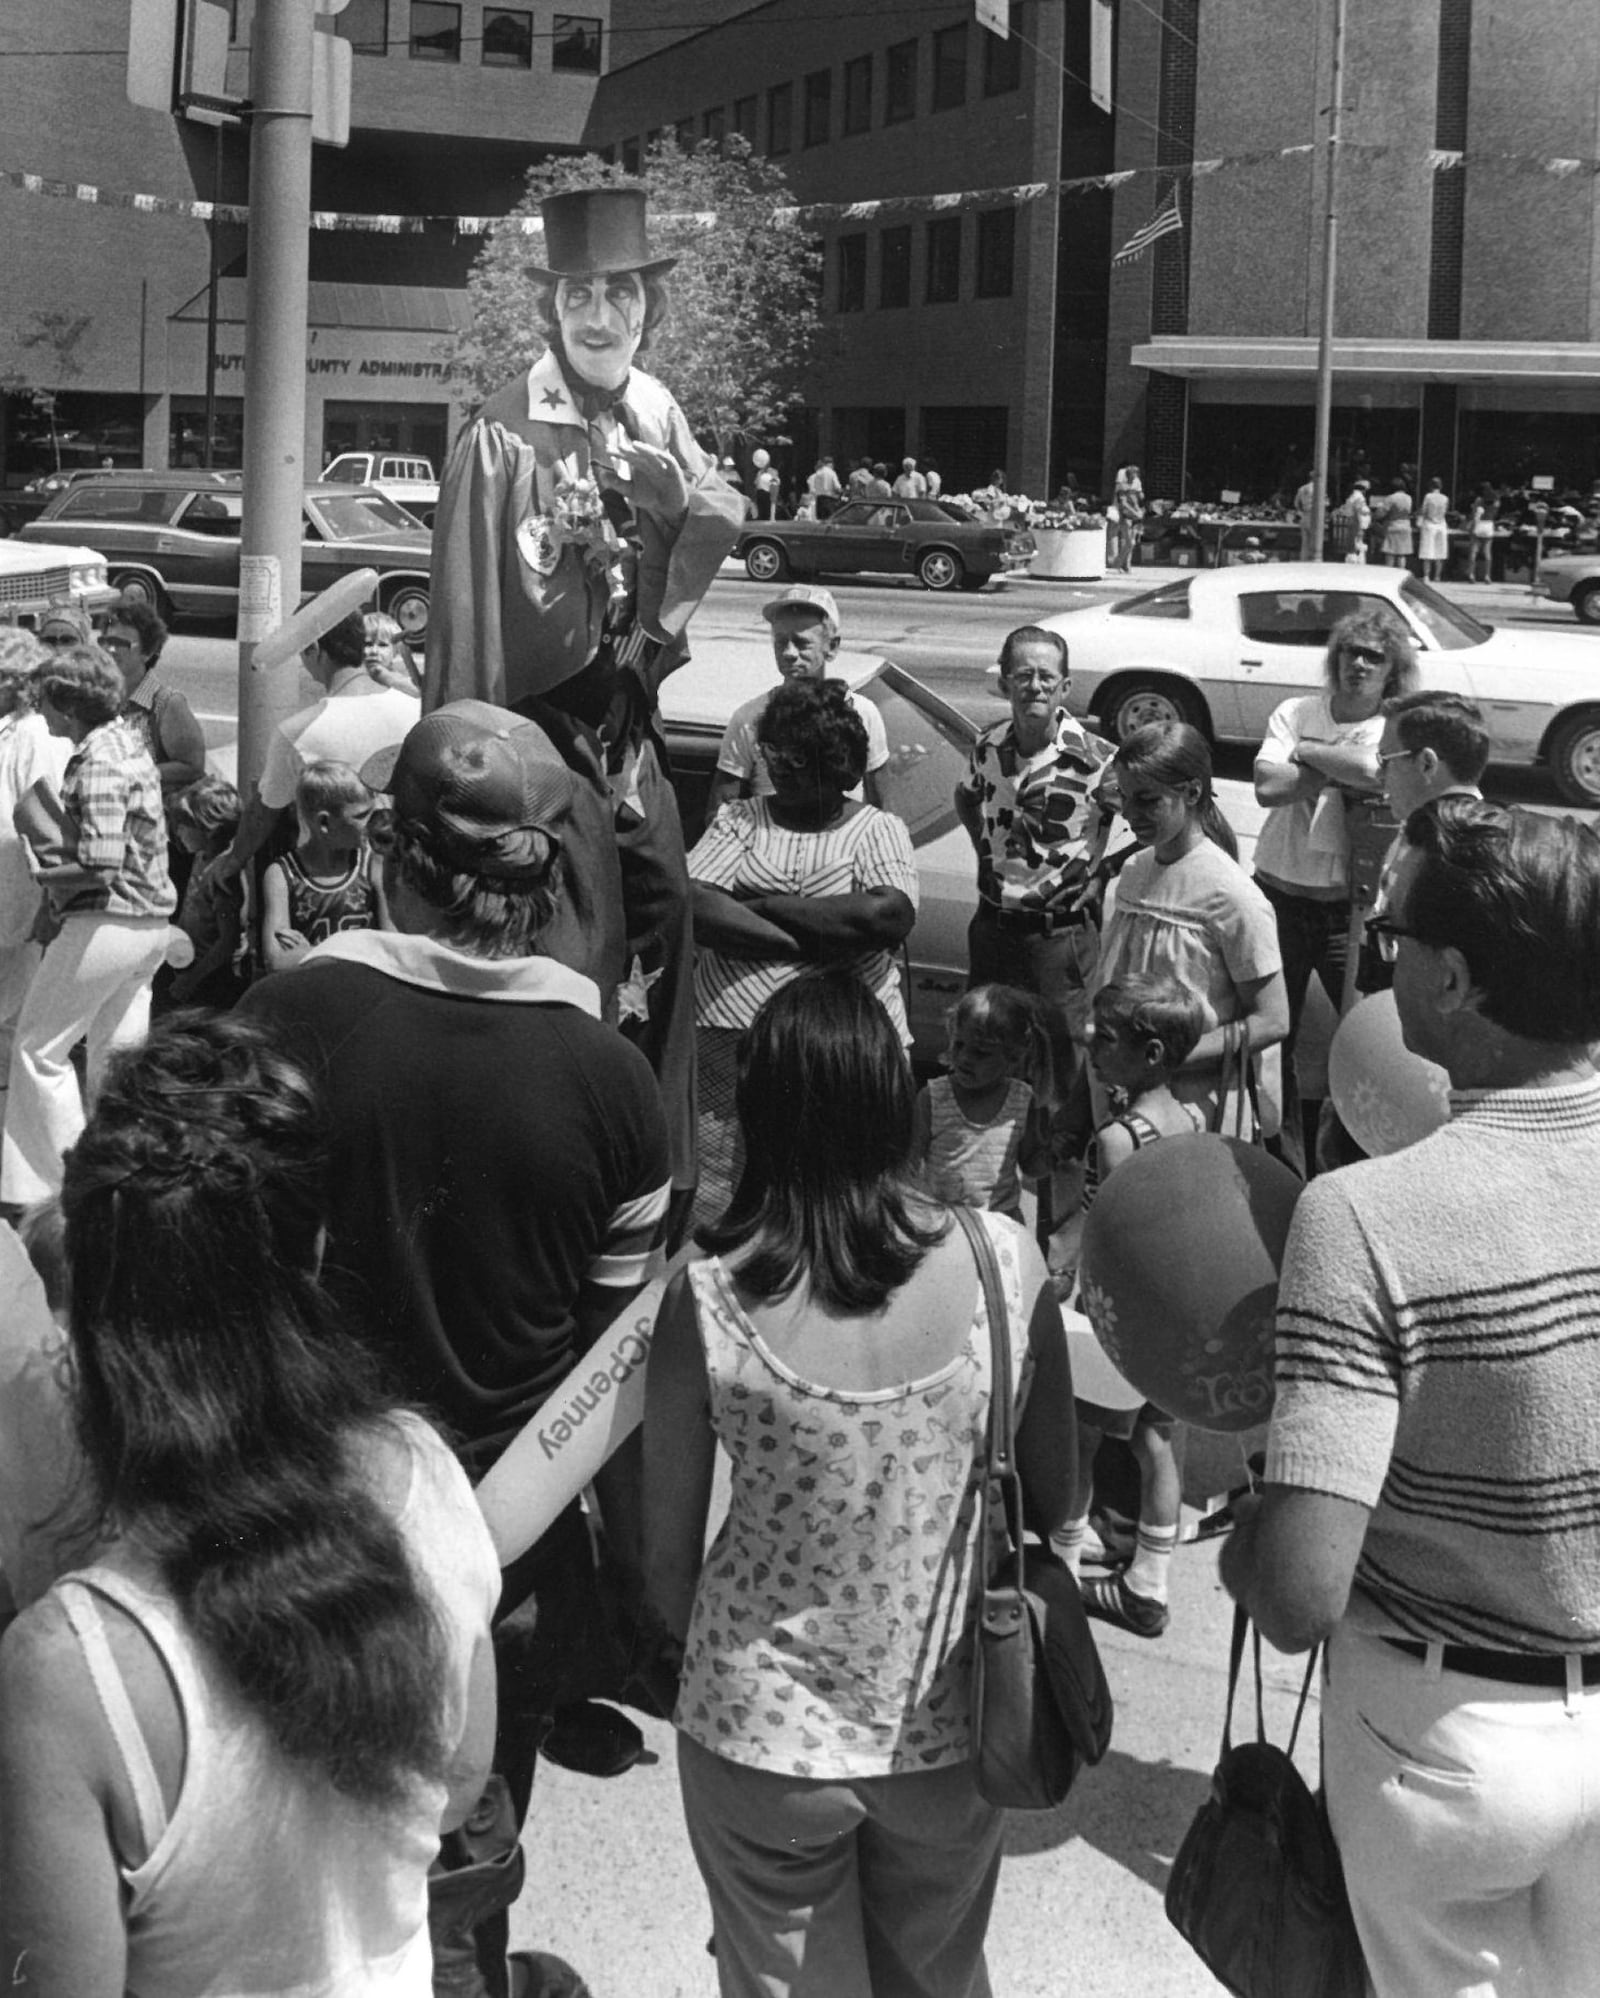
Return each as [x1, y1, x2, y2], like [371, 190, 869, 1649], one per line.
[528, 185, 678, 283]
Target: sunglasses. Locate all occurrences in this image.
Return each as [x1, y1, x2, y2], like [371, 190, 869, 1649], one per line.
[1343, 646, 1387, 666]
[37, 631, 79, 648]
[1365, 915, 1423, 964]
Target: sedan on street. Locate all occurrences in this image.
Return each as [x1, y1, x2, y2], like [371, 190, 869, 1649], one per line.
[736, 499, 1029, 593]
[1532, 551, 1600, 626]
[1037, 562, 1600, 807]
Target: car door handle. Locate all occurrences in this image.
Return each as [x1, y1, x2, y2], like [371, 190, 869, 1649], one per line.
[1239, 657, 1264, 668]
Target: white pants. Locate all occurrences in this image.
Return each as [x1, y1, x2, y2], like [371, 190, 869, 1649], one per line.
[1324, 1622, 1600, 1998]
[1, 914, 169, 1206]
[0, 938, 42, 1120]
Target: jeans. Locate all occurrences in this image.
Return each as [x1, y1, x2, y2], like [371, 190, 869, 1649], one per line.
[1324, 1623, 1600, 1997]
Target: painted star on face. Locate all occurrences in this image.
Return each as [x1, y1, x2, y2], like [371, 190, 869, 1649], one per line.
[616, 953, 663, 1024]
[541, 387, 567, 410]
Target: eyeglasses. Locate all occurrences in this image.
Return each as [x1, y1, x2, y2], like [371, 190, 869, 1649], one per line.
[1377, 747, 1418, 768]
[101, 634, 136, 653]
[1365, 915, 1423, 964]
[1343, 646, 1387, 666]
[37, 632, 78, 648]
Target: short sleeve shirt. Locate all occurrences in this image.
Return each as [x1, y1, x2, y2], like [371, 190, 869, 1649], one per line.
[1252, 694, 1384, 896]
[716, 689, 890, 803]
[959, 713, 1117, 916]
[259, 685, 421, 811]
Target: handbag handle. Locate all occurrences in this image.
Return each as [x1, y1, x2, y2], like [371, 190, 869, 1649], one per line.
[952, 1205, 1029, 1594]
[1208, 1019, 1263, 1142]
[1220, 1602, 1320, 1759]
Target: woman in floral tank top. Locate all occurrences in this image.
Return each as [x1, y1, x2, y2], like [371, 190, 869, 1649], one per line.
[645, 970, 1075, 1998]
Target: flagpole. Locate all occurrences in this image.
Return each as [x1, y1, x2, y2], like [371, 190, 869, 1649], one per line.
[1309, 0, 1347, 561]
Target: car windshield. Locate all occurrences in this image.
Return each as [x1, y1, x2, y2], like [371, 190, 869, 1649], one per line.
[307, 492, 420, 539]
[1399, 575, 1491, 650]
[1112, 581, 1191, 619]
[854, 665, 976, 843]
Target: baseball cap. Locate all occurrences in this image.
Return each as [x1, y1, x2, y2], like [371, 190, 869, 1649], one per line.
[387, 700, 575, 880]
[762, 583, 840, 631]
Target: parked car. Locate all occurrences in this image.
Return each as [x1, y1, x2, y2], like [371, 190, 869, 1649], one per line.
[1036, 562, 1600, 807]
[0, 535, 120, 629]
[658, 639, 981, 1064]
[736, 498, 1030, 593]
[1532, 551, 1600, 626]
[321, 452, 439, 525]
[20, 474, 434, 636]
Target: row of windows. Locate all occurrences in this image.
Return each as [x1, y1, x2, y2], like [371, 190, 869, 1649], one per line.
[602, 8, 1022, 172]
[335, 1, 603, 73]
[836, 211, 1015, 311]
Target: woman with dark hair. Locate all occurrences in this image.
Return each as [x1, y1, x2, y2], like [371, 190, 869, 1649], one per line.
[646, 969, 1074, 1998]
[0, 1012, 499, 1997]
[101, 596, 207, 802]
[1252, 608, 1417, 1162]
[687, 675, 917, 1224]
[1095, 721, 1287, 1134]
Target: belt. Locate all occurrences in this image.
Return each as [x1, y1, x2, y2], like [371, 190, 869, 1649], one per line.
[1382, 1636, 1600, 1688]
[981, 902, 1089, 937]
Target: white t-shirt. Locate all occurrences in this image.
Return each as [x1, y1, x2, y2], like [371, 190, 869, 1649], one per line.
[716, 688, 890, 802]
[259, 684, 420, 811]
[1252, 693, 1384, 896]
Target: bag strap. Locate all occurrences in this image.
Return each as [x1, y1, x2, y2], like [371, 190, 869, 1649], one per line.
[1208, 1020, 1263, 1143]
[952, 1206, 1027, 1594]
[1222, 1601, 1322, 1756]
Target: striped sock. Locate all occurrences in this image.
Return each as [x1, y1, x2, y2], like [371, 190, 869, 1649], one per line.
[1052, 1508, 1092, 1578]
[1125, 1521, 1178, 1605]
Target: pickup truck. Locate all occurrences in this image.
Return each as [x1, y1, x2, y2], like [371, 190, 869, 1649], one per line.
[321, 453, 439, 526]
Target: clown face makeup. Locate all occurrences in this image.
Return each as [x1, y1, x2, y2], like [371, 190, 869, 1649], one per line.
[555, 272, 647, 391]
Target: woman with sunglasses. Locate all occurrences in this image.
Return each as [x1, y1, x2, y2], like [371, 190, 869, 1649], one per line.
[1252, 608, 1419, 1168]
[686, 675, 916, 1226]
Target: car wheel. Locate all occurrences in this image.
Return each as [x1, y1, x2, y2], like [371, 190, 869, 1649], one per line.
[110, 571, 169, 620]
[1547, 709, 1600, 808]
[1572, 582, 1600, 626]
[918, 548, 963, 591]
[1100, 676, 1206, 742]
[385, 583, 430, 639]
[744, 541, 787, 583]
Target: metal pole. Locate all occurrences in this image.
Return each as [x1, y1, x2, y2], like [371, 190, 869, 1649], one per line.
[1308, 0, 1347, 561]
[203, 123, 223, 470]
[237, 0, 314, 807]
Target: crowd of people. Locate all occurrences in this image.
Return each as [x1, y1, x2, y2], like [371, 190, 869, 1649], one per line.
[0, 176, 1596, 1998]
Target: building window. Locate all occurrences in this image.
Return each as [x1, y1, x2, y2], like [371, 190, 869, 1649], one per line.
[703, 105, 726, 142]
[409, 3, 460, 61]
[885, 38, 916, 122]
[803, 68, 831, 147]
[482, 8, 532, 68]
[551, 15, 602, 72]
[842, 53, 871, 135]
[981, 6, 1023, 94]
[925, 216, 961, 302]
[733, 95, 757, 144]
[879, 225, 911, 308]
[975, 208, 1015, 297]
[675, 115, 695, 148]
[931, 23, 966, 110]
[767, 81, 793, 154]
[335, 0, 387, 55]
[621, 136, 641, 173]
[837, 234, 867, 313]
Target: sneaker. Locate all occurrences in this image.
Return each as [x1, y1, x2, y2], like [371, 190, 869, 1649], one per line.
[508, 1952, 593, 1998]
[538, 1700, 644, 1779]
[1079, 1570, 1170, 1639]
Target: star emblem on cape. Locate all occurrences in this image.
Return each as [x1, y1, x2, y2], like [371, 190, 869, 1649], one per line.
[540, 387, 566, 410]
[616, 954, 663, 1024]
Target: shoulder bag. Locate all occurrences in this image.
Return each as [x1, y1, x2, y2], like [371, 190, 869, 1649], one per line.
[954, 1205, 1113, 1809]
[1165, 1605, 1365, 1998]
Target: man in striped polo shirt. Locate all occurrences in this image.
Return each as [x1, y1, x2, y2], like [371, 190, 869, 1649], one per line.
[1222, 796, 1600, 1998]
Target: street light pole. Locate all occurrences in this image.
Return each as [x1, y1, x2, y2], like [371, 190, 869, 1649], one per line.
[1308, 0, 1347, 561]
[237, 0, 315, 805]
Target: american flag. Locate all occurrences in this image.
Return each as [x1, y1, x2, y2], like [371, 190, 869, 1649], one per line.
[1112, 191, 1184, 267]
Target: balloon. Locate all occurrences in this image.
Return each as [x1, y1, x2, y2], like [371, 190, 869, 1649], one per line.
[1328, 990, 1451, 1158]
[1062, 1305, 1144, 1414]
[751, 447, 771, 469]
[1078, 1135, 1302, 1432]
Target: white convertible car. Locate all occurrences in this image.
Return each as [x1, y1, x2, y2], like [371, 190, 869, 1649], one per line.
[1037, 563, 1600, 807]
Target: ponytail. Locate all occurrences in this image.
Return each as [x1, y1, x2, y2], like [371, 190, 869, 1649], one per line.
[1114, 721, 1239, 860]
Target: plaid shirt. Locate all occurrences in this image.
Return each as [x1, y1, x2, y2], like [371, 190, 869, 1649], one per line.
[58, 715, 175, 919]
[961, 711, 1117, 917]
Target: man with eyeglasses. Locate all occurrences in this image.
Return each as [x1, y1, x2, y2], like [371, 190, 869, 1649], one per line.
[1222, 795, 1600, 1997]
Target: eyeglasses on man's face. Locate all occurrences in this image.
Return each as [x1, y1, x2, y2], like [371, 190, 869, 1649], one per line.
[1366, 915, 1423, 963]
[1343, 645, 1387, 667]
[1377, 747, 1419, 768]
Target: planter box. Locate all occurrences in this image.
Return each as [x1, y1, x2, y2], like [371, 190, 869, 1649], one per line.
[1029, 526, 1104, 581]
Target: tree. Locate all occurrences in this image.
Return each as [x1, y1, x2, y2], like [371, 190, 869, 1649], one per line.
[449, 137, 822, 454]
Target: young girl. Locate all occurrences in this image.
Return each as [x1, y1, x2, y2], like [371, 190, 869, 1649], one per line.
[260, 760, 386, 972]
[1060, 972, 1206, 1641]
[912, 983, 1053, 1221]
[362, 610, 420, 692]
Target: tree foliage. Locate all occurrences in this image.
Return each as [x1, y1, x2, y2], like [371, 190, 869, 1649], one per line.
[449, 137, 823, 453]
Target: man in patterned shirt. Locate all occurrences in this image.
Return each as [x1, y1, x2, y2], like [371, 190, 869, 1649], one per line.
[1222, 797, 1600, 1998]
[954, 624, 1118, 1078]
[1, 646, 176, 1207]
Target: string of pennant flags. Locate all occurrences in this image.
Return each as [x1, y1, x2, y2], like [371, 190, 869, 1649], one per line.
[2, 140, 1598, 235]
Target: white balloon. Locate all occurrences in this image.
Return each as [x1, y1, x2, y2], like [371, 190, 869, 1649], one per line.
[751, 448, 771, 469]
[1328, 991, 1452, 1157]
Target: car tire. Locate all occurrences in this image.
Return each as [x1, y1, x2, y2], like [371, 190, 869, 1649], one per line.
[918, 548, 963, 591]
[385, 582, 430, 639]
[744, 541, 787, 583]
[1572, 582, 1600, 626]
[1547, 709, 1600, 808]
[1100, 676, 1206, 742]
[110, 571, 170, 620]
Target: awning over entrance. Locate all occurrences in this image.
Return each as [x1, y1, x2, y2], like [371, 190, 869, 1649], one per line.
[1129, 336, 1600, 386]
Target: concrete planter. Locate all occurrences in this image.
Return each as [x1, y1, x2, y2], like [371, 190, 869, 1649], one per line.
[1030, 525, 1104, 581]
